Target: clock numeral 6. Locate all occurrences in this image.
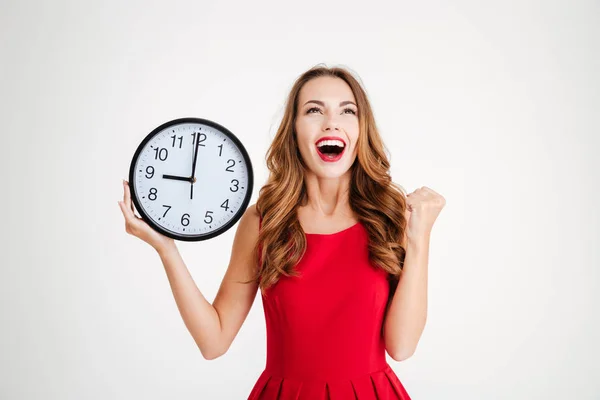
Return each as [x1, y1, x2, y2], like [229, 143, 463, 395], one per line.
[181, 213, 190, 227]
[145, 166, 154, 179]
[148, 187, 158, 201]
[230, 179, 239, 192]
[153, 147, 168, 161]
[204, 210, 213, 224]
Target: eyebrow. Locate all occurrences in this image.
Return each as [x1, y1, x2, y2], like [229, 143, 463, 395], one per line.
[303, 100, 357, 107]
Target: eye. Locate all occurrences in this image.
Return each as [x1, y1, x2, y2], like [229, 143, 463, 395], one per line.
[306, 106, 357, 115]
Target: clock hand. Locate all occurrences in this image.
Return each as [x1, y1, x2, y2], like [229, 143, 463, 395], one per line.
[190, 132, 201, 200]
[163, 174, 193, 182]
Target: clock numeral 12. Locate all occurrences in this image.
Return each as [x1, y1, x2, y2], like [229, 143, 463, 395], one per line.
[192, 132, 206, 147]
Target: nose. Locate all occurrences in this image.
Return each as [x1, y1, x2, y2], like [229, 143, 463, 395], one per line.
[322, 115, 341, 132]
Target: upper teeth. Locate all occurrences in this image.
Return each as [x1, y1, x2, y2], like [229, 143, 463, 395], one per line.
[317, 139, 345, 148]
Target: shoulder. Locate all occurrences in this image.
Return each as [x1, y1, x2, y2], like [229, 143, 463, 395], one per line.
[236, 203, 260, 238]
[246, 203, 259, 223]
[227, 203, 261, 269]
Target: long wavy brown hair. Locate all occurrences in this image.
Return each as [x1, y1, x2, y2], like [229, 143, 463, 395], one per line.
[248, 64, 409, 306]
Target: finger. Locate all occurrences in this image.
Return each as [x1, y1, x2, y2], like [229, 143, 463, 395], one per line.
[123, 180, 133, 211]
[129, 188, 135, 214]
[126, 183, 137, 215]
[118, 200, 132, 221]
[118, 200, 141, 223]
[122, 179, 129, 203]
[119, 180, 134, 218]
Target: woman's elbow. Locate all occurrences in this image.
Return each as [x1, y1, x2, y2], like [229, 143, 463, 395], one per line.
[198, 341, 226, 360]
[388, 346, 416, 362]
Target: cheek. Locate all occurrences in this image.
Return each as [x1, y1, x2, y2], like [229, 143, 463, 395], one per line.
[296, 118, 318, 134]
[295, 120, 319, 148]
[345, 124, 360, 146]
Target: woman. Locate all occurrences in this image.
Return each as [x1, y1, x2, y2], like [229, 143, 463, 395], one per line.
[118, 65, 445, 399]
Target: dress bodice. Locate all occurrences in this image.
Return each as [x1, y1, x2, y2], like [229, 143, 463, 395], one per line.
[248, 217, 411, 399]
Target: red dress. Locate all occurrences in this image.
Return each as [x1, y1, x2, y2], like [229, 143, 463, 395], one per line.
[248, 217, 412, 399]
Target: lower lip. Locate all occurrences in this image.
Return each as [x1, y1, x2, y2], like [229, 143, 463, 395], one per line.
[316, 146, 345, 162]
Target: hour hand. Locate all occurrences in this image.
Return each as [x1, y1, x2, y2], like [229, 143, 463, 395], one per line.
[163, 174, 192, 183]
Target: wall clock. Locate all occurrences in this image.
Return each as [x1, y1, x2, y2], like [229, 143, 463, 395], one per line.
[128, 117, 253, 241]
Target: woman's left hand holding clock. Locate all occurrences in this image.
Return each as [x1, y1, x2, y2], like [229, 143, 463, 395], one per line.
[118, 179, 175, 252]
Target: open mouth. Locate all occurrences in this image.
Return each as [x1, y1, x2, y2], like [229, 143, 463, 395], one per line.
[315, 138, 346, 161]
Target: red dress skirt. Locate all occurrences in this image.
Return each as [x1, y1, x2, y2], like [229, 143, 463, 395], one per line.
[248, 217, 411, 399]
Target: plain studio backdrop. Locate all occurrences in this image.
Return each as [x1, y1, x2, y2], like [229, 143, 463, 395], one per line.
[1, 0, 598, 399]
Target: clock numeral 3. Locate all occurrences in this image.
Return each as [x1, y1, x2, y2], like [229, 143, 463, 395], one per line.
[153, 147, 168, 161]
[148, 187, 158, 201]
[226, 159, 235, 172]
[230, 179, 239, 192]
[181, 213, 190, 227]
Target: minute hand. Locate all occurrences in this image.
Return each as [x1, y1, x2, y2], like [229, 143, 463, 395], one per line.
[190, 133, 201, 200]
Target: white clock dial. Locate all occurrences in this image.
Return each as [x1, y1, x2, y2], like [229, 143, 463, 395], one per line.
[129, 118, 253, 241]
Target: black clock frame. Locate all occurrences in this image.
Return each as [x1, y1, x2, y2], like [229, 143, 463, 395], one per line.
[128, 117, 254, 242]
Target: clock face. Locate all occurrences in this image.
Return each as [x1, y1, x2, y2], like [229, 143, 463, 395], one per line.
[128, 117, 253, 241]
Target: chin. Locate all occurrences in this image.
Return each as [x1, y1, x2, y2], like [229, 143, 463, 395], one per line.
[314, 164, 352, 178]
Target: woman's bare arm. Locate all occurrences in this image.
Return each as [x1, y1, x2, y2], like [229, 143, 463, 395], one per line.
[157, 204, 260, 360]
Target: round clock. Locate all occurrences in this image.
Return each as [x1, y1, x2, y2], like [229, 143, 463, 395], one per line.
[128, 117, 253, 241]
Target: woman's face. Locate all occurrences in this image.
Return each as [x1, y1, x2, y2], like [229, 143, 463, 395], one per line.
[295, 76, 359, 178]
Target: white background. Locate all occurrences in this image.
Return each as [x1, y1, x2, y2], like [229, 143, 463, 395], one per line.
[1, 0, 598, 399]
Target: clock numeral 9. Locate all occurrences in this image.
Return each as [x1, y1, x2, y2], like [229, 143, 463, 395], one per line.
[204, 211, 213, 224]
[181, 213, 190, 227]
[230, 179, 239, 192]
[148, 187, 157, 201]
[226, 159, 235, 172]
[145, 166, 154, 179]
[153, 147, 168, 161]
